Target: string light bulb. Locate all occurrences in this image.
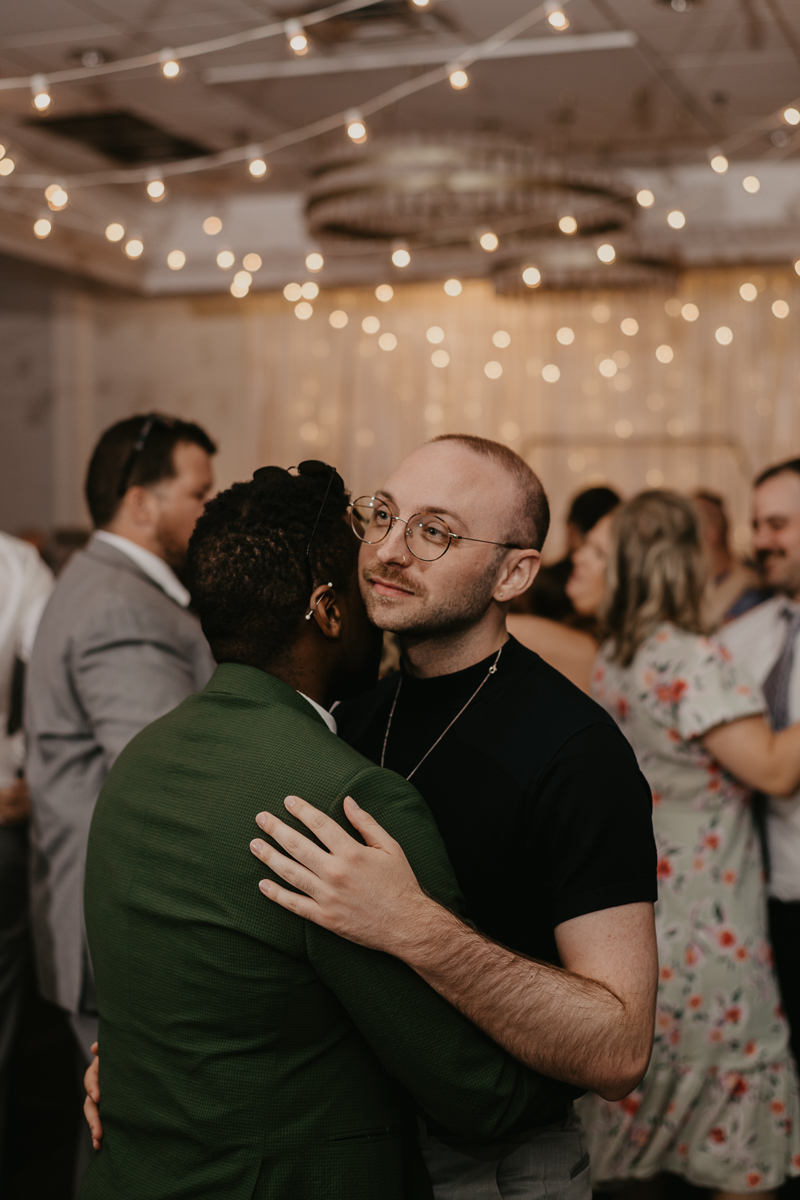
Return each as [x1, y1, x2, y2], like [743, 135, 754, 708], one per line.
[284, 19, 309, 56]
[345, 109, 367, 143]
[31, 75, 52, 111]
[45, 184, 68, 211]
[105, 223, 124, 242]
[743, 175, 760, 193]
[248, 156, 268, 177]
[522, 266, 541, 288]
[0, 158, 15, 176]
[124, 239, 144, 259]
[33, 217, 52, 239]
[146, 178, 166, 201]
[391, 244, 411, 268]
[306, 252, 324, 271]
[558, 215, 577, 235]
[783, 107, 800, 126]
[544, 1, 569, 30]
[449, 68, 469, 90]
[167, 250, 186, 270]
[479, 231, 499, 251]
[636, 189, 655, 207]
[709, 149, 729, 174]
[160, 50, 180, 78]
[667, 209, 686, 229]
[597, 243, 616, 263]
[410, 0, 431, 6]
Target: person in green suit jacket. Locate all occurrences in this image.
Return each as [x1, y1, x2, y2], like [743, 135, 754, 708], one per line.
[80, 462, 578, 1200]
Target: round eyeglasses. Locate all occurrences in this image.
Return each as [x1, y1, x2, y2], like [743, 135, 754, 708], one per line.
[350, 495, 523, 563]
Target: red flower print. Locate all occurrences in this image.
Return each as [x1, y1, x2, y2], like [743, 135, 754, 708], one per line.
[709, 1127, 726, 1144]
[707, 778, 720, 792]
[668, 727, 681, 742]
[722, 869, 737, 886]
[735, 946, 749, 961]
[656, 679, 688, 704]
[770, 1100, 786, 1115]
[693, 857, 705, 871]
[792, 1153, 800, 1170]
[660, 965, 674, 981]
[735, 684, 750, 694]
[689, 994, 703, 1009]
[652, 792, 662, 807]
[725, 1006, 742, 1024]
[704, 833, 720, 850]
[621, 1095, 641, 1116]
[666, 1102, 676, 1115]
[616, 697, 629, 720]
[747, 1172, 763, 1189]
[677, 1143, 688, 1158]
[709, 1028, 724, 1043]
[744, 1040, 757, 1056]
[730, 1075, 748, 1098]
[657, 1013, 671, 1030]
[657, 857, 673, 880]
[718, 928, 736, 948]
[669, 1029, 681, 1045]
[776, 1003, 785, 1019]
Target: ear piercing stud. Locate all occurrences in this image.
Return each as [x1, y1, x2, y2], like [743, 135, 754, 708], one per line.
[305, 583, 334, 620]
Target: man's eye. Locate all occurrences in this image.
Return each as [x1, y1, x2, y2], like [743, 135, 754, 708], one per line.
[374, 508, 392, 523]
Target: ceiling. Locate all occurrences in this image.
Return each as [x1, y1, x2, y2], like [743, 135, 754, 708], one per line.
[0, 0, 799, 292]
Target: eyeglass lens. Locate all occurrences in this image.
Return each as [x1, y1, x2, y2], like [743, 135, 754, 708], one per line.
[350, 497, 451, 562]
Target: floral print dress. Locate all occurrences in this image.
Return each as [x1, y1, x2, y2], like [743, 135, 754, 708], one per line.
[577, 622, 800, 1192]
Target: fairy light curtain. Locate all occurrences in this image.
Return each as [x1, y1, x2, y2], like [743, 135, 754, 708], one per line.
[60, 266, 799, 558]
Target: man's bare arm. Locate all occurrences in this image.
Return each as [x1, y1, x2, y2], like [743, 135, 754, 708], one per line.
[251, 795, 657, 1101]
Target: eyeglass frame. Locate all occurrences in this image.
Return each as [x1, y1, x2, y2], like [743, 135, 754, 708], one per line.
[349, 495, 527, 562]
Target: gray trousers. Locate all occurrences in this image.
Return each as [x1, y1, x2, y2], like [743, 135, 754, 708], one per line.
[0, 824, 29, 1165]
[420, 1108, 591, 1200]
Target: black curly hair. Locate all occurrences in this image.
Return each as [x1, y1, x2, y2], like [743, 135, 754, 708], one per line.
[187, 463, 356, 668]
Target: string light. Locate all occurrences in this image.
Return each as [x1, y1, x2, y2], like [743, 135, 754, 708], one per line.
[449, 68, 469, 90]
[410, 0, 431, 7]
[167, 249, 186, 270]
[375, 284, 394, 301]
[379, 332, 397, 350]
[545, 1, 569, 30]
[715, 326, 733, 344]
[596, 243, 615, 263]
[284, 283, 303, 300]
[105, 223, 124, 241]
[329, 310, 348, 327]
[542, 364, 560, 382]
[234, 270, 252, 289]
[493, 330, 511, 348]
[558, 215, 577, 234]
[45, 184, 68, 210]
[230, 280, 249, 298]
[743, 175, 760, 193]
[556, 326, 574, 345]
[160, 50, 181, 78]
[284, 19, 309, 55]
[444, 278, 462, 296]
[363, 315, 381, 334]
[431, 349, 450, 367]
[346, 109, 367, 143]
[392, 245, 411, 268]
[31, 75, 52, 111]
[33, 217, 52, 238]
[243, 253, 262, 271]
[295, 301, 313, 320]
[426, 325, 445, 343]
[301, 281, 319, 299]
[794, 259, 800, 277]
[146, 178, 166, 201]
[681, 303, 699, 321]
[783, 107, 800, 125]
[621, 318, 639, 335]
[522, 266, 541, 287]
[0, 158, 14, 176]
[656, 344, 674, 362]
[306, 252, 324, 271]
[636, 189, 655, 207]
[124, 239, 144, 258]
[709, 151, 729, 174]
[739, 282, 757, 301]
[479, 231, 499, 251]
[216, 250, 235, 269]
[667, 209, 686, 229]
[203, 216, 222, 235]
[772, 299, 790, 318]
[248, 157, 268, 177]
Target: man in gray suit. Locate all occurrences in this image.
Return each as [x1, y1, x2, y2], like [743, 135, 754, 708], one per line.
[26, 413, 217, 1065]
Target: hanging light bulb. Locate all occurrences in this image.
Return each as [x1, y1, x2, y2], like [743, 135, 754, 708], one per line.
[783, 107, 800, 126]
[45, 183, 68, 211]
[522, 266, 541, 288]
[160, 49, 180, 78]
[449, 67, 469, 90]
[345, 109, 367, 143]
[410, 0, 431, 7]
[391, 243, 411, 268]
[544, 1, 570, 30]
[248, 155, 268, 177]
[31, 75, 52, 112]
[479, 231, 499, 252]
[146, 178, 166, 201]
[636, 189, 655, 207]
[284, 19, 309, 56]
[306, 252, 324, 272]
[597, 243, 616, 263]
[709, 149, 729, 174]
[124, 239, 144, 259]
[558, 215, 578, 234]
[0, 158, 15, 177]
[33, 217, 52, 239]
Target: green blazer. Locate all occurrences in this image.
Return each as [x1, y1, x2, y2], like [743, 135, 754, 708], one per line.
[80, 664, 573, 1200]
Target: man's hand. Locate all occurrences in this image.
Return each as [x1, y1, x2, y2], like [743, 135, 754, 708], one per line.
[250, 794, 437, 956]
[0, 779, 30, 826]
[84, 1043, 103, 1150]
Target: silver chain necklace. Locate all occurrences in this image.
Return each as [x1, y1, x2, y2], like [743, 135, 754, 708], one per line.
[380, 643, 505, 781]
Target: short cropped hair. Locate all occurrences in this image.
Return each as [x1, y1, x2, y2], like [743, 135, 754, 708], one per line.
[85, 414, 217, 528]
[567, 486, 620, 536]
[431, 434, 550, 550]
[186, 465, 356, 667]
[755, 458, 800, 488]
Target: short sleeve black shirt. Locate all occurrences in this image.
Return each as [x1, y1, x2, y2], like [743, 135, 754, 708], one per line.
[336, 637, 656, 967]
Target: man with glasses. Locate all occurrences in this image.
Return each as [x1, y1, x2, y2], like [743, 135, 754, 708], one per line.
[26, 413, 216, 1073]
[250, 435, 658, 1198]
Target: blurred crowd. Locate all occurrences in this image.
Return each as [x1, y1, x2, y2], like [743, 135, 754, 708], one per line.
[2, 413, 800, 1200]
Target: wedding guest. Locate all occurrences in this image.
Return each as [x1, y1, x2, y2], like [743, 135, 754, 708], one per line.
[579, 489, 800, 1196]
[693, 490, 767, 628]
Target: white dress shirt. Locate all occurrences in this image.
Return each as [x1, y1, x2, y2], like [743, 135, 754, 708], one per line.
[0, 532, 54, 785]
[720, 595, 800, 902]
[94, 531, 190, 608]
[298, 692, 338, 735]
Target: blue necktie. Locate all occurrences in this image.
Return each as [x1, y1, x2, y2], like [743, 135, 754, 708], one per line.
[762, 607, 800, 731]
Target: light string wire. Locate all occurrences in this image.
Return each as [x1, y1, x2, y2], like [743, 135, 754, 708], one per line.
[0, 0, 389, 91]
[0, 0, 570, 191]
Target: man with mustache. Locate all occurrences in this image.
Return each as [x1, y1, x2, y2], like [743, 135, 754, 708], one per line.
[721, 458, 800, 1089]
[251, 435, 659, 1198]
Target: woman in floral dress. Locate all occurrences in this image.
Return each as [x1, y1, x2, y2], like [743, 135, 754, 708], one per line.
[578, 490, 800, 1197]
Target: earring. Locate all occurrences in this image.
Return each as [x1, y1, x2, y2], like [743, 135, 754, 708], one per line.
[305, 583, 334, 620]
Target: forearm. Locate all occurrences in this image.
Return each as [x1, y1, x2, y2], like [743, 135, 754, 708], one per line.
[396, 894, 649, 1101]
[704, 717, 800, 796]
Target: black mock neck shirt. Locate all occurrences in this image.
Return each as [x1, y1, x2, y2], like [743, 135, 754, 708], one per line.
[335, 636, 656, 968]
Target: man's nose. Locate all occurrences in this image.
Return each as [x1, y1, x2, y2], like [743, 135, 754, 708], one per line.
[375, 519, 409, 565]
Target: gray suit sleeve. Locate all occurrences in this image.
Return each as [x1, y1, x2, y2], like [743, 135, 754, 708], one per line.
[72, 605, 200, 770]
[302, 766, 578, 1142]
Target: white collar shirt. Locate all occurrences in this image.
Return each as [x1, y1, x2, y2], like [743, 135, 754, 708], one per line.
[298, 692, 338, 735]
[94, 531, 191, 608]
[0, 532, 54, 784]
[719, 595, 800, 902]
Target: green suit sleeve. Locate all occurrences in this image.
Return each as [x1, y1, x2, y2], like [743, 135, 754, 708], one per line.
[302, 764, 579, 1142]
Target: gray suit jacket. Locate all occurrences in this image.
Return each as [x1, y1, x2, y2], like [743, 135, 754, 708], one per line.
[26, 535, 215, 1014]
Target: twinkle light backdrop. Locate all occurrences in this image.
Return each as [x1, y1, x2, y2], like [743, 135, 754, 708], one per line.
[53, 267, 800, 558]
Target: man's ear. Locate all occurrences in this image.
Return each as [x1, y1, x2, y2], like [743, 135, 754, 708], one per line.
[306, 583, 342, 641]
[494, 550, 541, 604]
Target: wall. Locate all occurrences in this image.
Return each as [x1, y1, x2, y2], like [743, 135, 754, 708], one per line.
[4, 265, 799, 558]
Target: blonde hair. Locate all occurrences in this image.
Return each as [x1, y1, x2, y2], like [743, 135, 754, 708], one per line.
[605, 490, 707, 667]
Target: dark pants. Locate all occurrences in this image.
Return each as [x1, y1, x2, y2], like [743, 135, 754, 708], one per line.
[0, 824, 29, 1165]
[769, 897, 800, 1070]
